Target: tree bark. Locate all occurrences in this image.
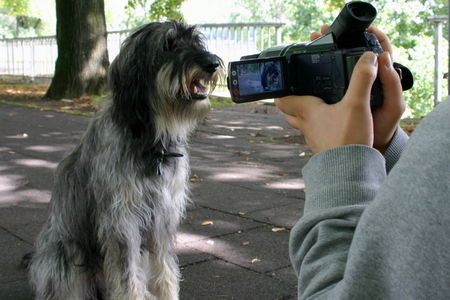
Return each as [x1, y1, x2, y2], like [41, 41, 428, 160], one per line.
[45, 0, 109, 100]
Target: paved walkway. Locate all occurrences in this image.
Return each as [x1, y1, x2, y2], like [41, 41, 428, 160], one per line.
[0, 102, 311, 300]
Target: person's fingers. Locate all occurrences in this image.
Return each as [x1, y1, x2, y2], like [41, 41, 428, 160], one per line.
[342, 52, 378, 107]
[377, 51, 405, 114]
[311, 25, 330, 41]
[372, 52, 405, 152]
[284, 114, 302, 131]
[320, 24, 330, 35]
[310, 31, 322, 41]
[367, 26, 393, 57]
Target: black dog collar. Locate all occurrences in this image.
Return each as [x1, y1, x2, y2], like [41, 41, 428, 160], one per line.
[155, 143, 184, 176]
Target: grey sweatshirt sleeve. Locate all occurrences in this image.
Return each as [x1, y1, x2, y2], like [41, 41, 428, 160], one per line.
[383, 127, 409, 173]
[289, 100, 450, 300]
[290, 145, 386, 299]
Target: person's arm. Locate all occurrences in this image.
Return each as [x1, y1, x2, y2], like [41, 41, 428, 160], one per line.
[289, 99, 450, 299]
[276, 26, 406, 298]
[289, 144, 386, 299]
[383, 126, 409, 173]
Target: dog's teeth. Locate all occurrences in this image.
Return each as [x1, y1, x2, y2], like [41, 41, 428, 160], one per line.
[189, 78, 210, 99]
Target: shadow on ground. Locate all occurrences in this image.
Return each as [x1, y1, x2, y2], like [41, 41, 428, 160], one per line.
[0, 103, 309, 299]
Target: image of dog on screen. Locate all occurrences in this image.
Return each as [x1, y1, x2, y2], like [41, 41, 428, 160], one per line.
[261, 62, 281, 92]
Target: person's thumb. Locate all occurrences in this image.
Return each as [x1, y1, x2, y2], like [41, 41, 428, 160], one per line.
[275, 95, 323, 119]
[343, 51, 378, 107]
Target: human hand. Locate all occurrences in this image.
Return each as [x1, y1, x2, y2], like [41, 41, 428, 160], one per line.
[366, 27, 405, 152]
[275, 51, 378, 153]
[308, 25, 405, 152]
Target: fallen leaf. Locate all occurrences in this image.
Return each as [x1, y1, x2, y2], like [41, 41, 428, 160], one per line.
[249, 132, 265, 137]
[272, 227, 286, 232]
[190, 174, 201, 182]
[235, 150, 253, 156]
[299, 151, 313, 157]
[251, 258, 261, 264]
[201, 221, 214, 226]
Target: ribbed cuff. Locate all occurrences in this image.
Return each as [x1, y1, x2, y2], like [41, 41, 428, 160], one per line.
[302, 145, 386, 213]
[383, 127, 409, 173]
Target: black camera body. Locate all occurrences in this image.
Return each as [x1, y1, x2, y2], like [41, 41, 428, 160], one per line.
[227, 1, 413, 106]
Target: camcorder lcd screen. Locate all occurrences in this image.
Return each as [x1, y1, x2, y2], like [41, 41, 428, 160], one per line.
[235, 59, 285, 96]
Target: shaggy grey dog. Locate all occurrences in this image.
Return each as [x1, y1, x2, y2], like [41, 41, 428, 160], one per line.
[29, 21, 221, 300]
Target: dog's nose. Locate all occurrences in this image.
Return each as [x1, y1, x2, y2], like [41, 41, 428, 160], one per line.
[205, 60, 220, 74]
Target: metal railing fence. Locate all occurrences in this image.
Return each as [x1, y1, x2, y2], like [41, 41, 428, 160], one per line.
[0, 23, 284, 86]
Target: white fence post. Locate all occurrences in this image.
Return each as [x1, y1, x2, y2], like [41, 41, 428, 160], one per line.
[428, 15, 448, 107]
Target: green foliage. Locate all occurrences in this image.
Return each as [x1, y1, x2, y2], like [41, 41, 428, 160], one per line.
[230, 0, 290, 23]
[283, 1, 335, 42]
[369, 0, 448, 117]
[0, 0, 29, 16]
[0, 0, 44, 38]
[124, 0, 186, 28]
[233, 0, 449, 117]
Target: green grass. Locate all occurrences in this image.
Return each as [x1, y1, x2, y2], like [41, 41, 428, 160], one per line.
[209, 95, 233, 108]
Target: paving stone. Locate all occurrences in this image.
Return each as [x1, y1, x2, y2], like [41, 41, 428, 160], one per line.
[231, 180, 305, 204]
[180, 259, 296, 300]
[0, 228, 32, 283]
[185, 226, 291, 273]
[0, 279, 33, 300]
[190, 181, 296, 214]
[176, 242, 215, 267]
[267, 266, 298, 288]
[0, 103, 308, 299]
[0, 205, 48, 244]
[179, 207, 263, 244]
[244, 202, 304, 229]
[0, 151, 54, 206]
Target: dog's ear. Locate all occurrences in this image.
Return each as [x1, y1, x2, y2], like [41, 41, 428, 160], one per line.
[108, 49, 156, 141]
[163, 21, 204, 52]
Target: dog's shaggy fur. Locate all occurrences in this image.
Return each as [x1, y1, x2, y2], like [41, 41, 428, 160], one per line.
[29, 21, 221, 300]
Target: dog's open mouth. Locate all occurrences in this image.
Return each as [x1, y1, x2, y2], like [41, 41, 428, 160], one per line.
[189, 79, 209, 100]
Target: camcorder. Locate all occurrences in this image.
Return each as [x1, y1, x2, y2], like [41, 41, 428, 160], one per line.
[227, 1, 413, 106]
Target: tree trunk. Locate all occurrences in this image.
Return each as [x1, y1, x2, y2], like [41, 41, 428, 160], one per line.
[45, 0, 109, 100]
